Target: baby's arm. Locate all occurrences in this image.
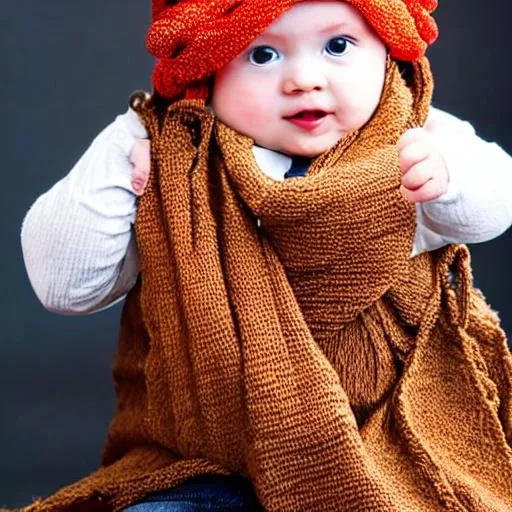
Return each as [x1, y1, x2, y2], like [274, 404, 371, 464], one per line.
[403, 107, 512, 256]
[21, 109, 146, 314]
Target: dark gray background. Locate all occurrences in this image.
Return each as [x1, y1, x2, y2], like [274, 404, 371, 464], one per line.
[1, 1, 511, 508]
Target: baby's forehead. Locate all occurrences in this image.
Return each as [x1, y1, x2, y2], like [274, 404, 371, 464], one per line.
[261, 1, 373, 34]
[246, 1, 383, 57]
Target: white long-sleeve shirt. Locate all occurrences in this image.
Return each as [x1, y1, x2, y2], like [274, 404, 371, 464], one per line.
[21, 107, 512, 315]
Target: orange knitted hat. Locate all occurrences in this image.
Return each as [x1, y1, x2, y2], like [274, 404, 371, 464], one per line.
[148, 0, 438, 101]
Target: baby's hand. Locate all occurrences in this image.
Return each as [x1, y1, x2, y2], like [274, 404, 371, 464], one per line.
[130, 139, 151, 196]
[398, 127, 449, 203]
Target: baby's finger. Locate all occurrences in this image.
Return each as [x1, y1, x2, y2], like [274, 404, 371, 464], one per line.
[401, 160, 433, 191]
[132, 181, 146, 196]
[397, 127, 428, 151]
[133, 164, 150, 178]
[400, 178, 445, 203]
[130, 139, 151, 170]
[399, 141, 430, 174]
[131, 167, 150, 196]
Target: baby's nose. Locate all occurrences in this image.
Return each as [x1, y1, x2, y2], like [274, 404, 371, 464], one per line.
[283, 62, 327, 95]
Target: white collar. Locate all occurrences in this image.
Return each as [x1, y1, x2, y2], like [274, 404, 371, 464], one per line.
[251, 146, 292, 182]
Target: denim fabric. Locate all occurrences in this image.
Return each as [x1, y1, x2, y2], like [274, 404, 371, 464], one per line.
[123, 474, 262, 511]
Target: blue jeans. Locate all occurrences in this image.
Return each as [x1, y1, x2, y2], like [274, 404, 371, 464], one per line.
[123, 474, 262, 511]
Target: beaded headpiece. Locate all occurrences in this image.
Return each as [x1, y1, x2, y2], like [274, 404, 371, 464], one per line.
[148, 0, 438, 101]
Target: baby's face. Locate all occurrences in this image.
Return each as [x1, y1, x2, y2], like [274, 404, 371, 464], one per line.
[211, 1, 387, 157]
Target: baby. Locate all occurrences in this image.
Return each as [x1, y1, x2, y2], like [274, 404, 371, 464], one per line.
[20, 1, 512, 511]
[22, 5, 512, 316]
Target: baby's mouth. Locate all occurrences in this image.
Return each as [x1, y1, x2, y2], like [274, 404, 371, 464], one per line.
[284, 110, 331, 131]
[285, 110, 328, 120]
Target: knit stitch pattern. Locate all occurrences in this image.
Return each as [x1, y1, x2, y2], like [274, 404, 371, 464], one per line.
[18, 58, 512, 512]
[148, 0, 439, 100]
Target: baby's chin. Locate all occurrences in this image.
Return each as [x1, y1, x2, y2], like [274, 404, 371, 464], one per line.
[276, 138, 343, 159]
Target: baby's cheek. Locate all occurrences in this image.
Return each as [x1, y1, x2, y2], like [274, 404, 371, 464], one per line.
[337, 67, 385, 129]
[240, 101, 269, 127]
[212, 67, 275, 138]
[342, 88, 382, 131]
[227, 97, 273, 140]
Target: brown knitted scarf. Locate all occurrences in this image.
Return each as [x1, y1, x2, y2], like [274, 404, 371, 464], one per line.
[22, 59, 512, 512]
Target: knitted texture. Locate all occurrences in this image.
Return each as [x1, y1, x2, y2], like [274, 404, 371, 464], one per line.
[19, 59, 512, 512]
[148, 0, 439, 100]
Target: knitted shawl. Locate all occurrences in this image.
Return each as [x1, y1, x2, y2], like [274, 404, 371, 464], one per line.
[21, 59, 512, 512]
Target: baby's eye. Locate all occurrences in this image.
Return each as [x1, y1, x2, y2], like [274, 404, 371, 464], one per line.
[249, 46, 280, 66]
[325, 37, 351, 57]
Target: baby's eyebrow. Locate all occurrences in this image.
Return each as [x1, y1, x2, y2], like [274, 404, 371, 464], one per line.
[253, 31, 286, 44]
[258, 20, 356, 44]
[262, 22, 351, 42]
[319, 22, 352, 35]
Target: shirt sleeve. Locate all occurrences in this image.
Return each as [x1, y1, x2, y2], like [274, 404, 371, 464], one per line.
[412, 106, 512, 257]
[21, 109, 147, 315]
